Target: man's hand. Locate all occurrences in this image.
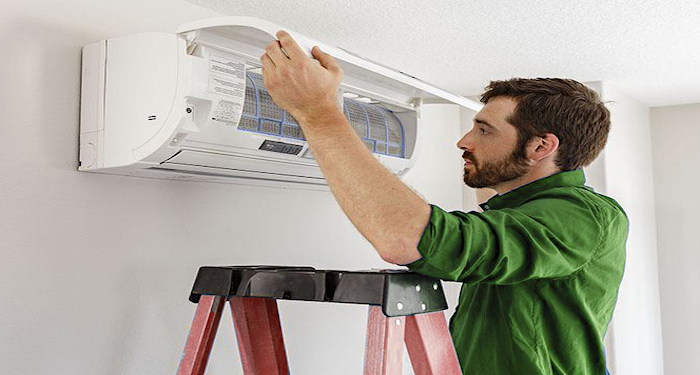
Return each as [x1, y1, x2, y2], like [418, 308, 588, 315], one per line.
[260, 31, 344, 127]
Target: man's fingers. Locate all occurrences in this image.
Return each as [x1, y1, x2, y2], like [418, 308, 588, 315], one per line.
[312, 46, 341, 75]
[260, 53, 276, 88]
[260, 52, 275, 68]
[260, 52, 275, 71]
[264, 40, 288, 65]
[276, 30, 306, 61]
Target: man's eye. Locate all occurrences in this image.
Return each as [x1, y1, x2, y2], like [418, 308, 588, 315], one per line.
[479, 127, 488, 134]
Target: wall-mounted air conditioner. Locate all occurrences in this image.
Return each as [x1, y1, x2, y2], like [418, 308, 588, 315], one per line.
[79, 17, 481, 189]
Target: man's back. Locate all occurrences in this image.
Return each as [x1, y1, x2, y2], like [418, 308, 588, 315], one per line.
[408, 170, 627, 374]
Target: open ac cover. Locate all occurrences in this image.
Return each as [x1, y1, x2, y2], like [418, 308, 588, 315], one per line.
[79, 17, 481, 188]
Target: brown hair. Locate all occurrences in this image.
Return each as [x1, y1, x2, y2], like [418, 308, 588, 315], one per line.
[480, 78, 610, 171]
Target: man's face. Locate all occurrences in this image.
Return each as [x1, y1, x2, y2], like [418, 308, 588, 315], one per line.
[457, 96, 531, 189]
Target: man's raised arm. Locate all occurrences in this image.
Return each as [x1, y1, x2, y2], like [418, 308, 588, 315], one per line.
[260, 31, 430, 265]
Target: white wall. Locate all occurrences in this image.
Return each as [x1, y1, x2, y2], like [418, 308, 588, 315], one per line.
[584, 82, 665, 375]
[650, 103, 700, 375]
[0, 2, 468, 374]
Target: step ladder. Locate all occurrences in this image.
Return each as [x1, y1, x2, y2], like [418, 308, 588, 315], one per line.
[176, 266, 462, 374]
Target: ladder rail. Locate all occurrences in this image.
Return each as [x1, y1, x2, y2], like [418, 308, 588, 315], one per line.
[364, 306, 406, 375]
[177, 295, 226, 375]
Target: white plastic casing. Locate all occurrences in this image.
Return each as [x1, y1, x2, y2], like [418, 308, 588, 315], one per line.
[78, 17, 482, 188]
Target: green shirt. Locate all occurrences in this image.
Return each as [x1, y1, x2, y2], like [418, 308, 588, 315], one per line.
[407, 169, 627, 375]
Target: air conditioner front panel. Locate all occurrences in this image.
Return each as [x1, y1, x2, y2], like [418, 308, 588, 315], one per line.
[177, 16, 483, 110]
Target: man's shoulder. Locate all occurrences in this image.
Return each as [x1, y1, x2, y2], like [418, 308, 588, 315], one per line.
[510, 186, 629, 254]
[518, 185, 628, 225]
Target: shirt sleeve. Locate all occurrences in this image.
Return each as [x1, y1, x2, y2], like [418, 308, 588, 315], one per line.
[406, 198, 607, 284]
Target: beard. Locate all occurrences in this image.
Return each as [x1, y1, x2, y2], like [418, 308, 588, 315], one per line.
[463, 148, 530, 189]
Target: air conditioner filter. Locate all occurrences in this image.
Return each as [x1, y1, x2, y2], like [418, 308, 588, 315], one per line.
[239, 72, 406, 158]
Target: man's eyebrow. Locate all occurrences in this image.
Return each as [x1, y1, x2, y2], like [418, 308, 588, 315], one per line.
[474, 118, 495, 129]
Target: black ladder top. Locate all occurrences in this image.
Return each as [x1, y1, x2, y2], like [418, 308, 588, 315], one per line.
[189, 266, 448, 317]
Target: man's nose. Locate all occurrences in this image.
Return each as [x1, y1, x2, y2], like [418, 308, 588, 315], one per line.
[457, 131, 474, 151]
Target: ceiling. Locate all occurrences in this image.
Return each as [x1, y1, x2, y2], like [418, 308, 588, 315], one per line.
[187, 0, 700, 107]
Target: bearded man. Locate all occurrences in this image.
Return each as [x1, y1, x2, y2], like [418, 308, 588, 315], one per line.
[261, 30, 627, 375]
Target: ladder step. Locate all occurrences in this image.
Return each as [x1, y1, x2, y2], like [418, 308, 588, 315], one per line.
[189, 266, 448, 317]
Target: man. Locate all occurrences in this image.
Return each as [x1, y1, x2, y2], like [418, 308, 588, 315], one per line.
[261, 31, 627, 374]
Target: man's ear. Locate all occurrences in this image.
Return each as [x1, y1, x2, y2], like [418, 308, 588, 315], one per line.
[528, 133, 559, 162]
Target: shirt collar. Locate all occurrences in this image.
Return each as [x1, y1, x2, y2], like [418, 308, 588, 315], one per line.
[479, 169, 586, 211]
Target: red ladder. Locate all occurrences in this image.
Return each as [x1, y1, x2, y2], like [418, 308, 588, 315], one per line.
[177, 295, 461, 374]
[176, 266, 462, 374]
